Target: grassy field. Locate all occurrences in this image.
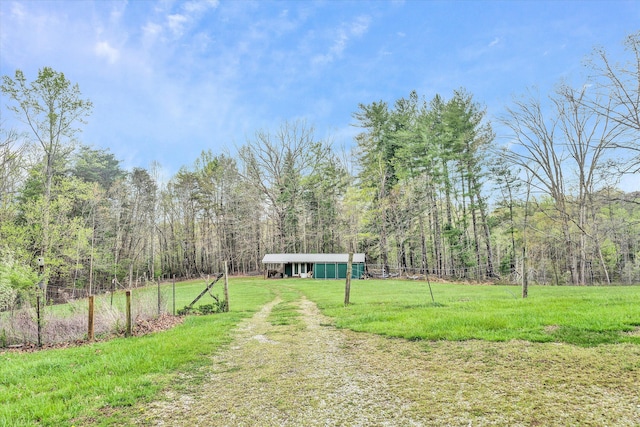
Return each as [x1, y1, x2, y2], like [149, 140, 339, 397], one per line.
[0, 277, 274, 427]
[287, 279, 640, 346]
[1, 277, 639, 426]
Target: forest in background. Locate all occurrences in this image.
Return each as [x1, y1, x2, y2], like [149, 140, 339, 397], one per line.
[1, 32, 639, 307]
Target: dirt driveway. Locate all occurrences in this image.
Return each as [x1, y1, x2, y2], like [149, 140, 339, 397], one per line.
[138, 297, 640, 426]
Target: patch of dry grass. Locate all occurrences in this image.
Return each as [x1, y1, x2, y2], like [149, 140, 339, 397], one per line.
[0, 288, 171, 347]
[136, 296, 640, 426]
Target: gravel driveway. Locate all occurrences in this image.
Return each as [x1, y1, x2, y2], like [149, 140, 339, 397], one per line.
[137, 297, 640, 426]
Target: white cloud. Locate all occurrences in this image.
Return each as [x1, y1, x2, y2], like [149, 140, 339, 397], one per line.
[143, 22, 163, 42]
[312, 15, 371, 66]
[10, 2, 26, 21]
[141, 0, 219, 42]
[109, 1, 127, 23]
[331, 30, 349, 57]
[350, 15, 370, 37]
[174, 1, 219, 37]
[184, 0, 219, 14]
[95, 41, 119, 64]
[167, 13, 189, 37]
[460, 36, 504, 62]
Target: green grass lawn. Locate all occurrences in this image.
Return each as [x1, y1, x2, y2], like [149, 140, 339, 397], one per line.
[285, 279, 640, 346]
[1, 277, 639, 426]
[0, 277, 275, 427]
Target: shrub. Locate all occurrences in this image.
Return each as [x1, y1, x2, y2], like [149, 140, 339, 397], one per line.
[0, 248, 38, 311]
[177, 297, 227, 316]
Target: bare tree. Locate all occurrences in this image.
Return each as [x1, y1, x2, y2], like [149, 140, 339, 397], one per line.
[556, 84, 623, 284]
[239, 120, 326, 253]
[501, 92, 567, 284]
[586, 31, 640, 173]
[503, 84, 623, 285]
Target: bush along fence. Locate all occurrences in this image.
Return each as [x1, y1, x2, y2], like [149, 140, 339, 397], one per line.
[0, 284, 173, 349]
[0, 270, 231, 349]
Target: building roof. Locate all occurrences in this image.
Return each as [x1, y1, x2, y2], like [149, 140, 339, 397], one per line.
[262, 253, 365, 264]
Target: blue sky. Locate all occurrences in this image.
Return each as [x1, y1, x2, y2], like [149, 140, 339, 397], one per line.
[1, 0, 639, 181]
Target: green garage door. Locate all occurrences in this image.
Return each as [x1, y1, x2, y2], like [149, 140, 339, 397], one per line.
[325, 263, 336, 279]
[314, 263, 338, 279]
[337, 263, 347, 279]
[314, 262, 365, 279]
[352, 263, 364, 279]
[314, 263, 326, 279]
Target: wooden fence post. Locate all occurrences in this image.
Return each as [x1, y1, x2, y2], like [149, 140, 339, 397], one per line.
[88, 295, 95, 341]
[344, 253, 353, 306]
[172, 275, 176, 316]
[224, 261, 230, 312]
[157, 279, 161, 316]
[36, 293, 42, 348]
[125, 290, 132, 337]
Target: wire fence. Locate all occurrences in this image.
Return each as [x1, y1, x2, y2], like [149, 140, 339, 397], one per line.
[3, 262, 636, 348]
[363, 263, 639, 285]
[0, 283, 174, 349]
[364, 264, 499, 282]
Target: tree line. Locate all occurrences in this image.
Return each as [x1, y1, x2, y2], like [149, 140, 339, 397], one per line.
[1, 33, 638, 306]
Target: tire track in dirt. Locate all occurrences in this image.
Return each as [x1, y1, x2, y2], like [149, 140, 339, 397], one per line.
[139, 297, 423, 426]
[137, 297, 640, 426]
